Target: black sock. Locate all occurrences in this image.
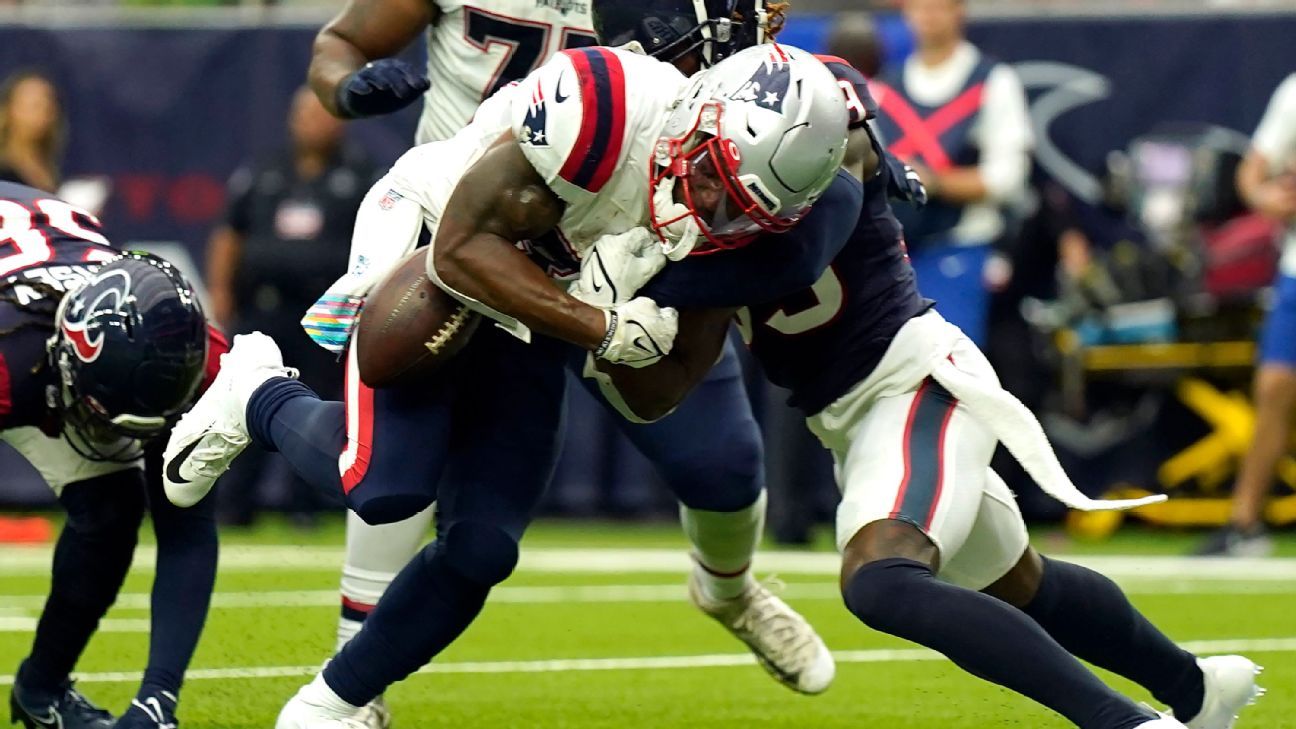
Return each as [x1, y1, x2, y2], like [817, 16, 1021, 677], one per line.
[1021, 557, 1204, 720]
[245, 377, 346, 494]
[20, 475, 144, 694]
[322, 541, 491, 707]
[844, 558, 1153, 729]
[139, 462, 219, 699]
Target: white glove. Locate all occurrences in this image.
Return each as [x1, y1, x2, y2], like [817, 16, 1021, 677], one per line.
[595, 296, 678, 368]
[568, 227, 668, 308]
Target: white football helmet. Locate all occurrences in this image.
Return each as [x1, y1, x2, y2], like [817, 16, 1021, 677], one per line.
[648, 43, 849, 256]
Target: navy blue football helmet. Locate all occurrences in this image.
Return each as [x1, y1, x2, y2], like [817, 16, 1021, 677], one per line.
[50, 252, 208, 461]
[592, 0, 771, 68]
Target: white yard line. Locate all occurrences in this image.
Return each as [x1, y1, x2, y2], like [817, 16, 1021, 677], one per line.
[0, 637, 1291, 686]
[4, 545, 1296, 579]
[7, 579, 1296, 617]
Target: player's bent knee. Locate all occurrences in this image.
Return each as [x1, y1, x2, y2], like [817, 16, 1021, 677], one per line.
[669, 422, 764, 512]
[841, 557, 934, 633]
[59, 472, 146, 541]
[839, 518, 939, 592]
[440, 521, 520, 587]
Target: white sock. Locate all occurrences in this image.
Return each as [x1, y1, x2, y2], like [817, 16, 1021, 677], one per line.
[336, 508, 432, 651]
[680, 490, 766, 601]
[301, 672, 361, 717]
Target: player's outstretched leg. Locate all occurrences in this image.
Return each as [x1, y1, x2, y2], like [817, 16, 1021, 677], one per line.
[841, 519, 1166, 729]
[598, 343, 833, 693]
[986, 549, 1263, 729]
[163, 332, 301, 506]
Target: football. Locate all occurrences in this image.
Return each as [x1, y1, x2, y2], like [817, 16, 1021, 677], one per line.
[355, 248, 480, 388]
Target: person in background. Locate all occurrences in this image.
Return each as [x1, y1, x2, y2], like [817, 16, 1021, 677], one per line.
[1197, 72, 1296, 557]
[0, 70, 63, 193]
[870, 0, 1032, 346]
[205, 87, 374, 525]
[826, 12, 884, 79]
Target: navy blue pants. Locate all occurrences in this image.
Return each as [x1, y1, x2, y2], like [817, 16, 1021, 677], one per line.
[566, 339, 764, 514]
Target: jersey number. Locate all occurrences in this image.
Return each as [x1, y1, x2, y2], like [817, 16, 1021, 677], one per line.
[464, 7, 598, 99]
[0, 199, 111, 277]
[738, 266, 846, 341]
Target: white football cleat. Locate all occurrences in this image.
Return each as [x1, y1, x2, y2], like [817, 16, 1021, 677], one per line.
[163, 332, 297, 507]
[1182, 655, 1264, 729]
[689, 573, 835, 694]
[351, 697, 391, 729]
[276, 678, 369, 729]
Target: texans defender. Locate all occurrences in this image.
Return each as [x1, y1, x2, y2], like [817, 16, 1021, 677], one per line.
[0, 182, 220, 729]
[571, 16, 1264, 729]
[165, 44, 851, 728]
[305, 0, 801, 700]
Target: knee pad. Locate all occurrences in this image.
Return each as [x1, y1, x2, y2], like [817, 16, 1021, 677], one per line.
[842, 558, 933, 632]
[670, 421, 764, 513]
[348, 488, 435, 527]
[438, 521, 519, 587]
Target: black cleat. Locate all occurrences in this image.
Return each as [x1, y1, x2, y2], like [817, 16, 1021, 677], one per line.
[9, 678, 114, 729]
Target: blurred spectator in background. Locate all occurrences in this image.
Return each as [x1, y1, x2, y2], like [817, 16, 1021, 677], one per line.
[205, 86, 375, 525]
[1197, 73, 1296, 557]
[826, 13, 884, 78]
[0, 70, 63, 192]
[870, 0, 1032, 346]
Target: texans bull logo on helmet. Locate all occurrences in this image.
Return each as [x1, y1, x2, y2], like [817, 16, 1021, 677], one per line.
[728, 47, 791, 114]
[60, 268, 132, 363]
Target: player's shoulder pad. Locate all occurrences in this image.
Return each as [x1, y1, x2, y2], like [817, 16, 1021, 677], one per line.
[814, 55, 878, 129]
[512, 47, 635, 203]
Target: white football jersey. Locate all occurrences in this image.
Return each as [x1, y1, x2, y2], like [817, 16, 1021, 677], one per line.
[416, 0, 598, 145]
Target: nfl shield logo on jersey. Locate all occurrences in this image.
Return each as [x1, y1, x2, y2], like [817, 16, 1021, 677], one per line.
[521, 86, 550, 147]
[378, 189, 404, 210]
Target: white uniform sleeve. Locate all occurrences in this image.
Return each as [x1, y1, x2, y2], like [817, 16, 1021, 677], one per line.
[973, 64, 1034, 204]
[1253, 73, 1296, 171]
[510, 52, 598, 206]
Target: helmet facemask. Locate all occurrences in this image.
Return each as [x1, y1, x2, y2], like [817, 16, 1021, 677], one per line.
[649, 99, 804, 256]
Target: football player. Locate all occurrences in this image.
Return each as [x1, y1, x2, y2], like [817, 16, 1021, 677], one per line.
[0, 181, 222, 729]
[572, 14, 1264, 729]
[304, 1, 812, 710]
[164, 43, 853, 728]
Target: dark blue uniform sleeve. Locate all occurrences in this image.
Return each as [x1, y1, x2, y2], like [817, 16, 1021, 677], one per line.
[816, 55, 878, 129]
[640, 170, 864, 309]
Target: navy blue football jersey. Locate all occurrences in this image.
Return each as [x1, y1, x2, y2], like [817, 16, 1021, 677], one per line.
[0, 181, 119, 429]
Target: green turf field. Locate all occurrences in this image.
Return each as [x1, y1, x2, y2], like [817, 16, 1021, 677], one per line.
[2, 517, 1292, 727]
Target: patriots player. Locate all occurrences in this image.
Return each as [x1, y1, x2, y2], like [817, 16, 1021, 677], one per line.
[570, 13, 1264, 729]
[164, 43, 852, 728]
[305, 1, 810, 709]
[0, 182, 220, 729]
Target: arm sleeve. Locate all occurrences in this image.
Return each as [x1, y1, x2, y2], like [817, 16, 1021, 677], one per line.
[640, 171, 864, 309]
[975, 64, 1034, 203]
[222, 165, 255, 235]
[1253, 73, 1296, 169]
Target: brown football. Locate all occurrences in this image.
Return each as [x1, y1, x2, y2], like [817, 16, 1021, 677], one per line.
[355, 249, 480, 389]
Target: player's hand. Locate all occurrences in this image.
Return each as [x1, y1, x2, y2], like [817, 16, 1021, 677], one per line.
[336, 59, 431, 119]
[568, 228, 667, 308]
[885, 153, 929, 207]
[595, 297, 678, 368]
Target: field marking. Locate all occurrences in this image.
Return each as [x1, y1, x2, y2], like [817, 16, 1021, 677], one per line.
[4, 545, 1296, 579]
[7, 579, 1296, 619]
[0, 637, 1292, 686]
